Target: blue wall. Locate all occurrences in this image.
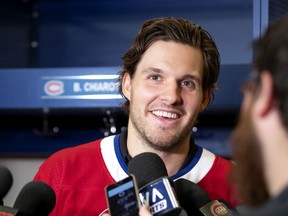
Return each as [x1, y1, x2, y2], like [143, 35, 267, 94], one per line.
[0, 0, 254, 157]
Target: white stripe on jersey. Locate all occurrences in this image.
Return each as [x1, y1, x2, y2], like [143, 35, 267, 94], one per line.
[100, 135, 128, 181]
[101, 135, 215, 184]
[175, 149, 215, 183]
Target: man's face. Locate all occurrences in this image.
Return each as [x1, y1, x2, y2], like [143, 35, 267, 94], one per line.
[122, 40, 209, 151]
[231, 83, 269, 206]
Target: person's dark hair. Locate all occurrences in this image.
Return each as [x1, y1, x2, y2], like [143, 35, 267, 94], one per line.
[253, 15, 288, 128]
[117, 17, 220, 114]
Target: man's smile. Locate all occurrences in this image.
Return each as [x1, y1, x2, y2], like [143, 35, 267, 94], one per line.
[152, 110, 180, 119]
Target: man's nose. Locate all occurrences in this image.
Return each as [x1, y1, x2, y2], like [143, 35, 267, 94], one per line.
[160, 81, 182, 105]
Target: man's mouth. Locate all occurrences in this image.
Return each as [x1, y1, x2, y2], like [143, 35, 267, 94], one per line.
[152, 110, 179, 119]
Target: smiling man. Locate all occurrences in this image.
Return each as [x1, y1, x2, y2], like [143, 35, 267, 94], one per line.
[123, 41, 206, 159]
[34, 17, 240, 215]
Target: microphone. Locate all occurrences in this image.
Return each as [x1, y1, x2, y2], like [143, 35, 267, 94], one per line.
[0, 165, 13, 205]
[174, 178, 234, 216]
[14, 181, 56, 216]
[128, 152, 182, 216]
[0, 181, 56, 216]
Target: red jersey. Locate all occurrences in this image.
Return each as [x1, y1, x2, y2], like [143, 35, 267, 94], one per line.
[34, 134, 239, 215]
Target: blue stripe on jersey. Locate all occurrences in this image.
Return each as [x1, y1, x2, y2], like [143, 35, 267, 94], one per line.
[114, 134, 129, 174]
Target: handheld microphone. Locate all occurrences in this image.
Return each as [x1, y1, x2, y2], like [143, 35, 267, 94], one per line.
[0, 180, 56, 216]
[175, 178, 234, 216]
[128, 152, 182, 216]
[0, 165, 13, 205]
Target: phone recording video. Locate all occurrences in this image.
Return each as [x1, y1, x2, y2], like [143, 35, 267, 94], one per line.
[105, 175, 140, 216]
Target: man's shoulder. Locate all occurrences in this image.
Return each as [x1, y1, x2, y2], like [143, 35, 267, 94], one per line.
[212, 153, 234, 168]
[53, 137, 103, 156]
[200, 147, 233, 168]
[34, 135, 118, 180]
[45, 135, 116, 163]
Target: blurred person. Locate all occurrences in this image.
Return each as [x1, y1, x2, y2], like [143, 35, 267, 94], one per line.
[231, 15, 288, 216]
[34, 17, 239, 215]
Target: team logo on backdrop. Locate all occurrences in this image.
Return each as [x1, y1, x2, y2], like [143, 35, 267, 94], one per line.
[44, 80, 64, 96]
[41, 75, 122, 100]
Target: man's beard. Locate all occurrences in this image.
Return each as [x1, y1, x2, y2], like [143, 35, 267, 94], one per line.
[230, 106, 270, 207]
[129, 101, 195, 152]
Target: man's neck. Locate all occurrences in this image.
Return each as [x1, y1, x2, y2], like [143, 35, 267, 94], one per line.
[124, 125, 195, 176]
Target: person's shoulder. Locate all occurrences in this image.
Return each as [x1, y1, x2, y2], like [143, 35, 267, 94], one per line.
[201, 147, 233, 165]
[213, 154, 234, 166]
[47, 137, 105, 161]
[34, 137, 111, 182]
[198, 148, 234, 174]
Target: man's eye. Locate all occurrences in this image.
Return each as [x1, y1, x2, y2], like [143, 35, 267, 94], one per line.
[181, 80, 196, 89]
[149, 75, 160, 80]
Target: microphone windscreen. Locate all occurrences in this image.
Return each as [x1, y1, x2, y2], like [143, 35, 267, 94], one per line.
[0, 166, 13, 203]
[175, 178, 210, 216]
[128, 152, 167, 188]
[13, 181, 56, 216]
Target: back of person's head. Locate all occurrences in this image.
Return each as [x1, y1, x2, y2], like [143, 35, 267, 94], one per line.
[253, 15, 288, 129]
[117, 17, 220, 114]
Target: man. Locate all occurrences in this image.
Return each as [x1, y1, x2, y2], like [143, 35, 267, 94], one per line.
[231, 15, 288, 215]
[34, 17, 239, 215]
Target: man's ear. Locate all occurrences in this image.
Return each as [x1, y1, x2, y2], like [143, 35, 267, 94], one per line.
[255, 71, 274, 117]
[122, 73, 131, 100]
[200, 89, 211, 112]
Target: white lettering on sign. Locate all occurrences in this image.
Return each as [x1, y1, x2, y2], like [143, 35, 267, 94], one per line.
[73, 82, 82, 92]
[83, 82, 118, 92]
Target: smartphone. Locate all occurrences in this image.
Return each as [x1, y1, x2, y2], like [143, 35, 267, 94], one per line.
[105, 175, 141, 216]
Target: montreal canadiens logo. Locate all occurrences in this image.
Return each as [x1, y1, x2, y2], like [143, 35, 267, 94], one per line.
[210, 202, 229, 215]
[44, 80, 64, 96]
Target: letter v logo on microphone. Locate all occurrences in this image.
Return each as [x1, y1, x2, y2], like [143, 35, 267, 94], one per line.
[152, 188, 164, 203]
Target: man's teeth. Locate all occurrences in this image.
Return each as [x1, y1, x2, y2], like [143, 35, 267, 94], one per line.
[152, 111, 179, 119]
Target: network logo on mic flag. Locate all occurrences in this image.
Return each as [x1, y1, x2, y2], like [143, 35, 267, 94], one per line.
[138, 177, 179, 216]
[200, 200, 233, 216]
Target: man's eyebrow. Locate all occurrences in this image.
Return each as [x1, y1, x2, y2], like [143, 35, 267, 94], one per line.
[142, 67, 163, 74]
[142, 67, 202, 83]
[181, 74, 201, 84]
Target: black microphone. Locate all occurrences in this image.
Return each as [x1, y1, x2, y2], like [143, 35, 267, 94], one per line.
[175, 178, 234, 216]
[0, 165, 13, 206]
[0, 181, 56, 216]
[128, 152, 182, 216]
[13, 181, 56, 216]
